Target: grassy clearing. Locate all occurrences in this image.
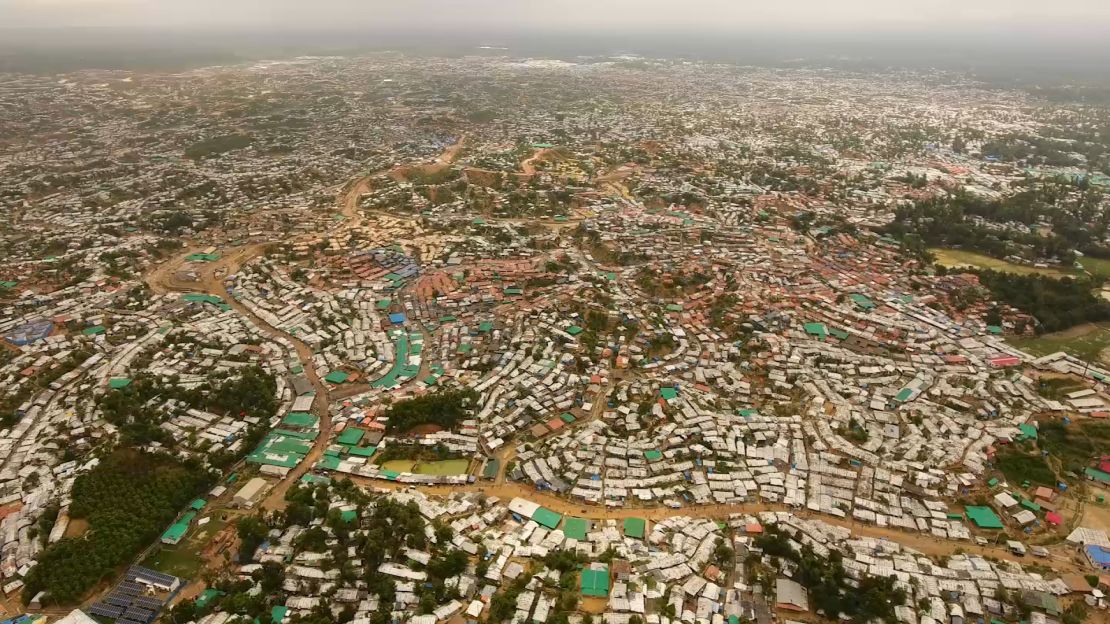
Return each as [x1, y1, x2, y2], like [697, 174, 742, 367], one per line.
[1038, 419, 1110, 476]
[1007, 322, 1110, 363]
[142, 544, 204, 579]
[380, 459, 470, 475]
[931, 248, 1074, 278]
[996, 446, 1056, 486]
[1077, 256, 1110, 281]
[141, 516, 226, 581]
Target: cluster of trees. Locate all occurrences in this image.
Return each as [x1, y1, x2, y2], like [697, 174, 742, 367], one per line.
[98, 366, 278, 452]
[383, 389, 478, 434]
[973, 270, 1110, 333]
[188, 480, 468, 624]
[884, 183, 1107, 262]
[22, 450, 214, 604]
[754, 527, 907, 624]
[995, 446, 1057, 486]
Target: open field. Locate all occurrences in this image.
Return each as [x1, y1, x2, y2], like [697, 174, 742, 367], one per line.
[142, 544, 205, 580]
[1077, 255, 1110, 280]
[380, 459, 471, 475]
[930, 248, 1074, 278]
[1082, 486, 1110, 533]
[1008, 321, 1110, 363]
[141, 516, 228, 580]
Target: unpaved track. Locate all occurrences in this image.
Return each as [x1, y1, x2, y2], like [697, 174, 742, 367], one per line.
[353, 478, 1085, 574]
[132, 134, 1088, 604]
[143, 137, 468, 516]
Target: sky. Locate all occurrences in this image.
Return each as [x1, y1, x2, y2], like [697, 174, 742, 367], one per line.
[2, 0, 1109, 39]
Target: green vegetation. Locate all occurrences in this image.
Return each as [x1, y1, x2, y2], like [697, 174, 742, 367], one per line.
[378, 459, 470, 476]
[931, 248, 1073, 278]
[22, 450, 214, 604]
[753, 526, 907, 624]
[884, 182, 1107, 262]
[185, 134, 253, 159]
[98, 366, 278, 465]
[995, 446, 1056, 486]
[973, 270, 1110, 333]
[1008, 322, 1110, 362]
[382, 388, 477, 434]
[179, 480, 473, 624]
[1037, 419, 1110, 476]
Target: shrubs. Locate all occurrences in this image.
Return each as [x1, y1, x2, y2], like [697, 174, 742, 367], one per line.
[22, 450, 213, 604]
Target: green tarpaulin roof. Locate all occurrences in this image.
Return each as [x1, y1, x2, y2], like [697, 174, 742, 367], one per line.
[347, 446, 377, 458]
[196, 589, 225, 609]
[337, 428, 365, 446]
[1085, 467, 1110, 484]
[581, 567, 610, 597]
[282, 412, 318, 428]
[161, 522, 189, 543]
[623, 518, 646, 539]
[803, 322, 827, 340]
[531, 507, 563, 529]
[315, 455, 341, 471]
[965, 506, 1004, 529]
[849, 293, 876, 310]
[563, 517, 588, 541]
[325, 370, 350, 384]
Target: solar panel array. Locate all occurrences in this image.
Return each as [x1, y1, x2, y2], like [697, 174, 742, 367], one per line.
[127, 566, 177, 588]
[87, 567, 179, 623]
[88, 604, 124, 619]
[133, 596, 165, 611]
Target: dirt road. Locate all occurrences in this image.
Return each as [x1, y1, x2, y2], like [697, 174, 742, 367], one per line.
[143, 137, 470, 516]
[351, 477, 1085, 573]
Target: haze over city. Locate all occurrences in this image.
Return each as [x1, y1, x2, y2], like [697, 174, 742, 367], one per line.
[2, 2, 1110, 624]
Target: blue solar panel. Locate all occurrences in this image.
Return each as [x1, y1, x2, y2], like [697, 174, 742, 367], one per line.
[117, 582, 143, 595]
[122, 607, 153, 622]
[128, 566, 177, 586]
[132, 596, 163, 610]
[105, 595, 132, 608]
[89, 603, 124, 619]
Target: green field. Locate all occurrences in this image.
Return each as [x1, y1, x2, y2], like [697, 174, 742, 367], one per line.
[380, 459, 470, 476]
[1008, 322, 1110, 363]
[1078, 256, 1110, 281]
[141, 516, 226, 580]
[142, 544, 205, 579]
[931, 248, 1073, 278]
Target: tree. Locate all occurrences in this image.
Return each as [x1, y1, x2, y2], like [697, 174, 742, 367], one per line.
[237, 515, 270, 563]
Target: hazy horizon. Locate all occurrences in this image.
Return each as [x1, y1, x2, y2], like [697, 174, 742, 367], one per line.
[3, 0, 1109, 36]
[2, 0, 1110, 80]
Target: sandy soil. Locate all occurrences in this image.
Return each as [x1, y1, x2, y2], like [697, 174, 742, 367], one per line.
[64, 517, 89, 538]
[1081, 485, 1110, 533]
